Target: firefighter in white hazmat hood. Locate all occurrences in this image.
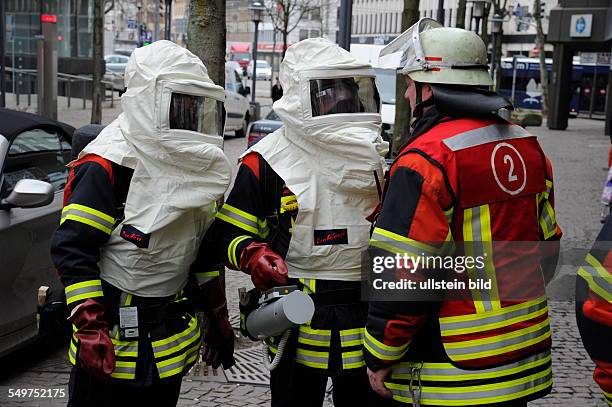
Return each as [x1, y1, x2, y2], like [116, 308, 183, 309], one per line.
[51, 41, 234, 406]
[213, 38, 394, 406]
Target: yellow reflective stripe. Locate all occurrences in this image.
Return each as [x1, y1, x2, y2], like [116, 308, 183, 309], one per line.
[444, 206, 455, 223]
[298, 325, 331, 346]
[585, 253, 612, 279]
[372, 227, 445, 255]
[299, 278, 316, 294]
[364, 328, 409, 361]
[340, 327, 364, 347]
[479, 205, 501, 310]
[156, 341, 201, 379]
[463, 207, 485, 313]
[539, 200, 557, 240]
[63, 203, 114, 223]
[578, 267, 612, 302]
[295, 348, 329, 369]
[450, 329, 551, 361]
[228, 235, 251, 269]
[392, 351, 551, 382]
[65, 280, 104, 305]
[387, 369, 552, 405]
[194, 270, 220, 285]
[444, 319, 550, 349]
[216, 211, 258, 235]
[68, 337, 77, 365]
[110, 361, 137, 379]
[544, 179, 552, 199]
[258, 218, 270, 238]
[222, 203, 258, 222]
[440, 297, 546, 324]
[151, 316, 199, 351]
[280, 195, 297, 204]
[342, 350, 366, 369]
[61, 214, 113, 234]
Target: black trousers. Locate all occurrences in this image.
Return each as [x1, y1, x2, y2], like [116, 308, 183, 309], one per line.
[67, 365, 182, 407]
[270, 357, 395, 407]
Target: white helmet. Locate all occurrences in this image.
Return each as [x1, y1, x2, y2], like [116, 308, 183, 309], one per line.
[379, 18, 492, 87]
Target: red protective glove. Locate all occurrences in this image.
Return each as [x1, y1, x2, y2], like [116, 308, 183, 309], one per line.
[200, 279, 235, 369]
[239, 241, 288, 291]
[67, 298, 115, 381]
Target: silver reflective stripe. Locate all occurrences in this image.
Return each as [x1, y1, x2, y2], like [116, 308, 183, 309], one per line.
[541, 205, 556, 231]
[342, 353, 365, 368]
[444, 322, 551, 357]
[217, 206, 259, 230]
[466, 206, 493, 311]
[580, 265, 612, 294]
[299, 329, 331, 345]
[157, 346, 200, 376]
[443, 124, 532, 152]
[61, 207, 115, 231]
[340, 332, 363, 346]
[393, 350, 550, 378]
[364, 330, 409, 361]
[114, 343, 138, 355]
[371, 230, 436, 257]
[112, 364, 136, 375]
[296, 350, 329, 367]
[152, 322, 200, 356]
[439, 298, 547, 332]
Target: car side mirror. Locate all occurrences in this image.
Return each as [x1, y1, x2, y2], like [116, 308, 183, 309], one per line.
[1, 179, 54, 210]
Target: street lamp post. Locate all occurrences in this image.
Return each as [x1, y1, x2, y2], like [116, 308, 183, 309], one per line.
[249, 0, 266, 120]
[490, 13, 503, 83]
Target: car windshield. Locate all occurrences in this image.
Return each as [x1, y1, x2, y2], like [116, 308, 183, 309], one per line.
[257, 61, 269, 68]
[374, 68, 396, 105]
[266, 110, 280, 121]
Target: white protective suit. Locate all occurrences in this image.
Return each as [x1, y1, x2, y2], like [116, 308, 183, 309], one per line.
[80, 41, 232, 296]
[247, 38, 388, 281]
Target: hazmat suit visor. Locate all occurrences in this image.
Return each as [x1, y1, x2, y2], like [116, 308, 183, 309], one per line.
[168, 93, 223, 136]
[309, 77, 380, 117]
[378, 17, 442, 73]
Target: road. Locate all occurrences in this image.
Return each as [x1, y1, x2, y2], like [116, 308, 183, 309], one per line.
[0, 95, 609, 406]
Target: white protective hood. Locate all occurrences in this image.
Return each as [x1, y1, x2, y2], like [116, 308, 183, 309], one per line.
[80, 41, 232, 296]
[248, 38, 388, 281]
[81, 40, 231, 234]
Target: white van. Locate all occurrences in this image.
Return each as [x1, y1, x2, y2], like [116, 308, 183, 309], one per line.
[225, 62, 251, 137]
[350, 44, 396, 138]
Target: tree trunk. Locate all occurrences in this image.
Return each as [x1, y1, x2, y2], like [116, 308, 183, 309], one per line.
[391, 0, 419, 157]
[91, 0, 103, 124]
[534, 0, 549, 116]
[456, 0, 467, 29]
[494, 25, 503, 92]
[187, 0, 226, 89]
[282, 29, 288, 60]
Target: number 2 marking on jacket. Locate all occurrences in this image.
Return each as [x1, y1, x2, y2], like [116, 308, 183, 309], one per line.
[503, 155, 518, 182]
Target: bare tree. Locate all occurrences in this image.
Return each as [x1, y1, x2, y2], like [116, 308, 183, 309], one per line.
[534, 0, 549, 116]
[187, 0, 226, 89]
[91, 0, 104, 124]
[455, 0, 467, 29]
[390, 0, 420, 157]
[267, 0, 319, 59]
[491, 0, 508, 92]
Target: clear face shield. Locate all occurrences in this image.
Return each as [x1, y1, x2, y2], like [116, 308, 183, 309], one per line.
[309, 77, 380, 117]
[168, 93, 224, 137]
[378, 18, 442, 73]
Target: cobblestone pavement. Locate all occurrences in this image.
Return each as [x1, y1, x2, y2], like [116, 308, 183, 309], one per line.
[0, 117, 608, 406]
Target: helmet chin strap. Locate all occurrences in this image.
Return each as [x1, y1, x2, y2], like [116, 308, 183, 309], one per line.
[412, 81, 434, 119]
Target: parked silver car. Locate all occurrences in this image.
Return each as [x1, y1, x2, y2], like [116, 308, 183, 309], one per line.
[0, 108, 73, 357]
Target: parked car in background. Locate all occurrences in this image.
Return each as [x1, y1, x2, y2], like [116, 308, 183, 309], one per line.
[246, 109, 283, 147]
[104, 54, 129, 75]
[0, 108, 74, 357]
[247, 60, 272, 81]
[225, 62, 251, 138]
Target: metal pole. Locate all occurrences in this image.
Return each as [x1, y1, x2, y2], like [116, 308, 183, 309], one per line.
[338, 0, 353, 50]
[437, 0, 445, 24]
[0, 0, 6, 108]
[251, 19, 259, 104]
[490, 32, 497, 80]
[589, 60, 598, 119]
[154, 0, 160, 42]
[164, 0, 172, 40]
[511, 55, 518, 105]
[36, 37, 44, 115]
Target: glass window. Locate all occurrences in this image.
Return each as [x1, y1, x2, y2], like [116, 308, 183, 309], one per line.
[2, 129, 70, 196]
[309, 77, 380, 117]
